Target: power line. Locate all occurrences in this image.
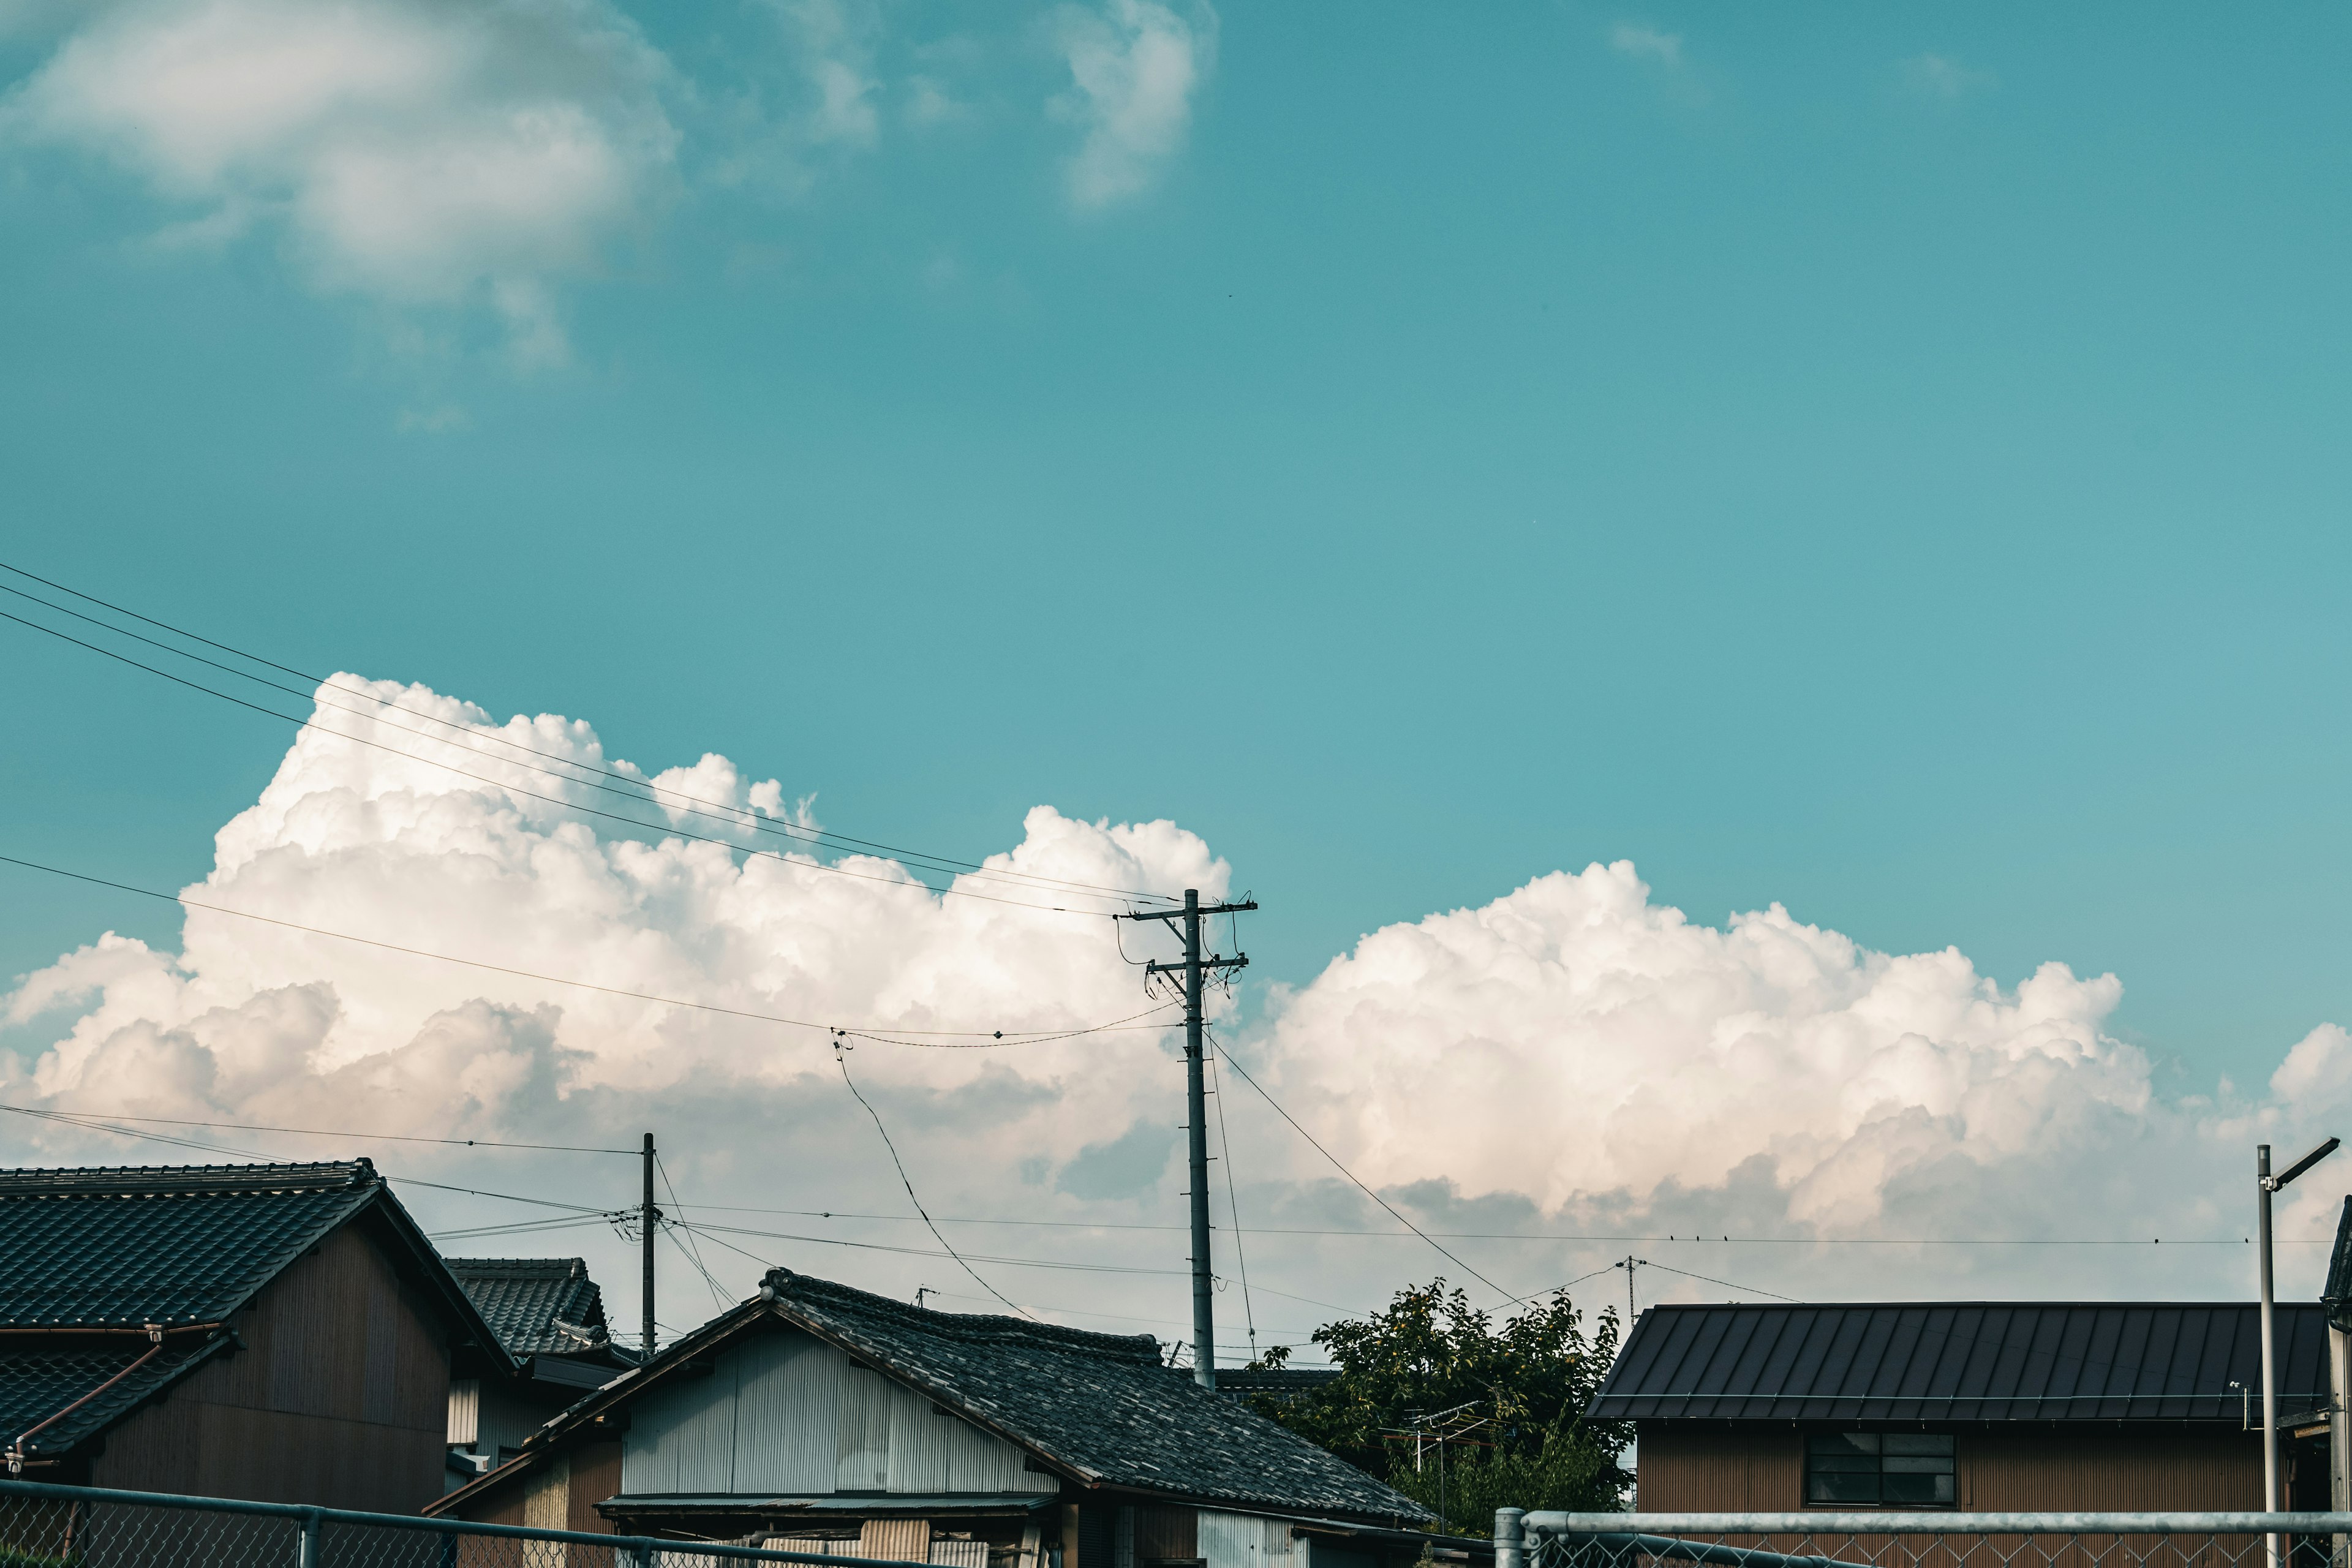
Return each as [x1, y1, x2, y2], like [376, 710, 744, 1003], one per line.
[1638, 1257, 1803, 1303]
[1207, 1047, 1259, 1362]
[1203, 1027, 1513, 1302]
[0, 851, 1180, 1043]
[0, 605, 1130, 919]
[0, 1109, 635, 1155]
[0, 563, 1180, 909]
[831, 1039, 1031, 1317]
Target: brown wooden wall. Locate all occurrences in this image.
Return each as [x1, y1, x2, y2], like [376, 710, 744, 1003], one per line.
[91, 1222, 451, 1513]
[1635, 1422, 2266, 1512]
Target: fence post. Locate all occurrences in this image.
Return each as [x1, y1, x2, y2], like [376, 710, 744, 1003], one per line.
[299, 1508, 323, 1568]
[1496, 1509, 1525, 1568]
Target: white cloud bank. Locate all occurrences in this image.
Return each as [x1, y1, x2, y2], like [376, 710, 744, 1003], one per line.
[1052, 0, 1214, 208]
[4, 676, 2346, 1348]
[4, 0, 679, 361]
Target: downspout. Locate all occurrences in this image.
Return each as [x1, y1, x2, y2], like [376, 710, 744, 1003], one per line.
[6, 1325, 168, 1473]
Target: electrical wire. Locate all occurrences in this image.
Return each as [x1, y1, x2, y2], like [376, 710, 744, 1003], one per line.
[1207, 1047, 1259, 1362]
[0, 606, 1132, 919]
[657, 1152, 730, 1310]
[1202, 1027, 1514, 1302]
[0, 1108, 635, 1155]
[830, 1041, 1032, 1317]
[0, 851, 1180, 1043]
[1637, 1258, 1802, 1303]
[0, 563, 1181, 909]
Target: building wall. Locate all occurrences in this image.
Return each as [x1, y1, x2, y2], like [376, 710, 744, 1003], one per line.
[91, 1223, 450, 1512]
[1634, 1422, 2265, 1513]
[618, 1325, 1056, 1498]
[1198, 1509, 1298, 1568]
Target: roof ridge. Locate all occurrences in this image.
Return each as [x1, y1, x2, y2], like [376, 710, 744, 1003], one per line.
[447, 1257, 590, 1275]
[0, 1160, 378, 1196]
[763, 1268, 1163, 1363]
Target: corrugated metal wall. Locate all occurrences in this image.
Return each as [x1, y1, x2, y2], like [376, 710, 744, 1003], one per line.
[619, 1325, 1061, 1497]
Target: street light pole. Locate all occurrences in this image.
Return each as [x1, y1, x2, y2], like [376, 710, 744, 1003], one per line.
[2258, 1134, 2342, 1568]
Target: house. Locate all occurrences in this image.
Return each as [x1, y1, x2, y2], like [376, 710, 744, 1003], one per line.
[431, 1266, 1448, 1568]
[446, 1257, 636, 1488]
[2324, 1197, 2352, 1512]
[0, 1159, 511, 1512]
[1589, 1298, 2337, 1513]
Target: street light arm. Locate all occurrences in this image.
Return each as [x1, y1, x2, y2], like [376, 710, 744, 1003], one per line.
[2273, 1136, 2342, 1191]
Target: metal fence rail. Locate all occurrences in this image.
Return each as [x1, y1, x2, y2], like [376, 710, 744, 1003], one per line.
[0, 1479, 938, 1568]
[1496, 1510, 2352, 1568]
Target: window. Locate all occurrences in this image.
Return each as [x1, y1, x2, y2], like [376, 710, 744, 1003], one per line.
[1804, 1432, 1954, 1506]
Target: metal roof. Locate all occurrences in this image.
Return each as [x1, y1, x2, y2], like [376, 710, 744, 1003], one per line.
[1587, 1302, 2332, 1422]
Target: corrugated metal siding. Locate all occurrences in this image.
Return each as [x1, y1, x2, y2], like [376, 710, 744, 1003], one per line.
[1591, 1303, 2332, 1421]
[620, 1325, 1057, 1498]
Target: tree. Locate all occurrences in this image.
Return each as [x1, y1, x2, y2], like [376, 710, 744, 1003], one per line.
[1242, 1280, 1629, 1536]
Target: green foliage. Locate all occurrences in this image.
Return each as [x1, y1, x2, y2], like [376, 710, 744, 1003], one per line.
[1243, 1279, 1629, 1536]
[0, 1547, 78, 1568]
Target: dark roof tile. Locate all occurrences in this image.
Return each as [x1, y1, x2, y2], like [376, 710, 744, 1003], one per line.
[448, 1258, 620, 1360]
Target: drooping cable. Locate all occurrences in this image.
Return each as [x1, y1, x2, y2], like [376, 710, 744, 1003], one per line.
[1202, 1026, 1513, 1301]
[1206, 1048, 1259, 1362]
[657, 1151, 731, 1310]
[830, 1039, 1032, 1317]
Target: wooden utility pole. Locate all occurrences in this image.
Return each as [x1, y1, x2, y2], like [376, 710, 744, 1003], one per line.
[643, 1132, 659, 1361]
[1118, 889, 1255, 1389]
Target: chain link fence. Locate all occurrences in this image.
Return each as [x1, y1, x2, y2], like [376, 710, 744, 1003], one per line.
[0, 1479, 935, 1568]
[1497, 1510, 2352, 1568]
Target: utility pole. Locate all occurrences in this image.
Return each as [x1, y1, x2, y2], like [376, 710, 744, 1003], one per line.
[643, 1132, 659, 1362]
[1118, 888, 1256, 1389]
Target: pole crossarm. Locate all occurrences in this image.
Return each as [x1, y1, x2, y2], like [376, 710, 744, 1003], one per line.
[1145, 956, 1248, 976]
[1117, 900, 1259, 922]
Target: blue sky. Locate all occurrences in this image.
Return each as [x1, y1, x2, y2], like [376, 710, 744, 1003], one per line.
[4, 0, 2350, 1120]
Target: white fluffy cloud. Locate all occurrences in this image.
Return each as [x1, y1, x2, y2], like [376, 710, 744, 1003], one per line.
[6, 0, 678, 361]
[1051, 0, 1214, 208]
[3, 676, 2345, 1354]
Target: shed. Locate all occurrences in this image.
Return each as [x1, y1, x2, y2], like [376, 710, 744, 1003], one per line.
[431, 1267, 1444, 1568]
[1589, 1299, 2337, 1513]
[0, 1159, 509, 1512]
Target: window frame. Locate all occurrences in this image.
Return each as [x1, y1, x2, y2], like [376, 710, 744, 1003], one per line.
[1801, 1429, 1956, 1509]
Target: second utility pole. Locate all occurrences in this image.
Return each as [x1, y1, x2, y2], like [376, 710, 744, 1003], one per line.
[1120, 888, 1256, 1389]
[643, 1132, 658, 1362]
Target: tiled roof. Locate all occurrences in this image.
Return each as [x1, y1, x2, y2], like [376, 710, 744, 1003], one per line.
[0, 1340, 232, 1455]
[763, 1270, 1424, 1521]
[0, 1162, 383, 1327]
[448, 1257, 620, 1359]
[445, 1269, 1430, 1527]
[1589, 1302, 2334, 1422]
[0, 1158, 511, 1462]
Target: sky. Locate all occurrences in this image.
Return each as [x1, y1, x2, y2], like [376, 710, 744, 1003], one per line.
[2, 1, 2351, 1356]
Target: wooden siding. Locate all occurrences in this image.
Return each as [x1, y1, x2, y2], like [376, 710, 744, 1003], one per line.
[618, 1325, 1055, 1498]
[1634, 1420, 2263, 1512]
[91, 1224, 450, 1512]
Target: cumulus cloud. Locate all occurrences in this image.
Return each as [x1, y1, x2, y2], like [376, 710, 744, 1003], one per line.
[1050, 0, 1214, 208]
[2, 676, 2345, 1352]
[4, 0, 679, 361]
[1610, 23, 1681, 67]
